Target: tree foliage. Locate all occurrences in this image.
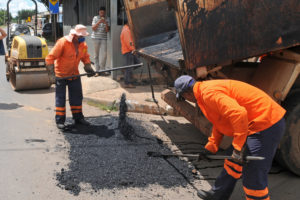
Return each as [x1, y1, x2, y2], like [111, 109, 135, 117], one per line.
[16, 9, 36, 21]
[0, 9, 13, 25]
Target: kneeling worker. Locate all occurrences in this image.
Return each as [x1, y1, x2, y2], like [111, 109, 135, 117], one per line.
[46, 24, 95, 130]
[174, 75, 286, 200]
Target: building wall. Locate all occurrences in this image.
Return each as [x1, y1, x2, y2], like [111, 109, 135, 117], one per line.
[62, 0, 162, 83]
[62, 0, 109, 26]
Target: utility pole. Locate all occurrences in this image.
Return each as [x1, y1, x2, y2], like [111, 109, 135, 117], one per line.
[51, 14, 57, 42]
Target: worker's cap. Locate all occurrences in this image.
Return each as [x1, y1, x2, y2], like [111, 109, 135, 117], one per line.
[70, 24, 89, 37]
[174, 75, 195, 100]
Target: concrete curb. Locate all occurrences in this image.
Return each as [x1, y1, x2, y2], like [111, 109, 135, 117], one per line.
[84, 96, 178, 116]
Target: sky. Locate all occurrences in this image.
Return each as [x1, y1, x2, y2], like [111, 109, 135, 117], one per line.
[0, 0, 48, 17]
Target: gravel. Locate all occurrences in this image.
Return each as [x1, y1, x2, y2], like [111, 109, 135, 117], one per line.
[55, 95, 194, 195]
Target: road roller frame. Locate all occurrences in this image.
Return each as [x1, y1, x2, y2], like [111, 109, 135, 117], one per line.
[5, 0, 51, 91]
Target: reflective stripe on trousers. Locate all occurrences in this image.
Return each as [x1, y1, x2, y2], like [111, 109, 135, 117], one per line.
[55, 78, 83, 124]
[212, 118, 285, 200]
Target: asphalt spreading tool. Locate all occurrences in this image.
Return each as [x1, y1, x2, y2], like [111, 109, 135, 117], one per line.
[147, 151, 265, 161]
[56, 63, 143, 80]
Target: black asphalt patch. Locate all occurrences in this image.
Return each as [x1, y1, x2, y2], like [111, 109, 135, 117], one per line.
[55, 115, 194, 196]
[0, 103, 23, 110]
[63, 124, 115, 139]
[25, 139, 46, 143]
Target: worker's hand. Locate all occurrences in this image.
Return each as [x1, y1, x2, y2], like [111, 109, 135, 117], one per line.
[198, 149, 213, 162]
[46, 64, 56, 84]
[231, 148, 246, 164]
[84, 63, 95, 77]
[176, 95, 185, 102]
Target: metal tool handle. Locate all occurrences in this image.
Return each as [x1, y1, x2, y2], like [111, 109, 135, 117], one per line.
[147, 151, 265, 161]
[56, 63, 143, 80]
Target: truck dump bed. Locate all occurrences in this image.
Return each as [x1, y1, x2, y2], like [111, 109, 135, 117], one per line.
[124, 0, 183, 68]
[125, 0, 300, 70]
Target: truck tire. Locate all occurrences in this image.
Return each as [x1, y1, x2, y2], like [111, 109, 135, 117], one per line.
[277, 91, 300, 176]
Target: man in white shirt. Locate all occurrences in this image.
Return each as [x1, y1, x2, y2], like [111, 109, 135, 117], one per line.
[91, 7, 110, 76]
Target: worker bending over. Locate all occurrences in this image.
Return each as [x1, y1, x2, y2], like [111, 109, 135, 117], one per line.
[174, 75, 286, 200]
[46, 24, 95, 130]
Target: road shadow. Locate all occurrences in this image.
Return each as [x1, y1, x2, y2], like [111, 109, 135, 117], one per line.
[56, 115, 194, 195]
[150, 119, 224, 174]
[17, 86, 55, 95]
[0, 103, 23, 110]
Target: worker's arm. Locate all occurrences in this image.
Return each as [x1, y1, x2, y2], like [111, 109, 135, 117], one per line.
[92, 17, 110, 32]
[205, 92, 249, 151]
[0, 28, 7, 40]
[124, 28, 135, 52]
[92, 16, 100, 31]
[80, 44, 91, 65]
[105, 19, 110, 33]
[205, 126, 224, 154]
[45, 40, 64, 65]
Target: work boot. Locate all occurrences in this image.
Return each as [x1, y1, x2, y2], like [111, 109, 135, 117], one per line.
[56, 123, 66, 130]
[75, 118, 90, 126]
[197, 189, 215, 200]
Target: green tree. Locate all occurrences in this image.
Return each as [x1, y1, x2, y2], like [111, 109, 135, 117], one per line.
[0, 9, 13, 26]
[16, 9, 36, 21]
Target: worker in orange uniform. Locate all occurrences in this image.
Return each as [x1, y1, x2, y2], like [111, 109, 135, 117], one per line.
[0, 27, 7, 55]
[174, 75, 286, 200]
[46, 24, 95, 130]
[120, 19, 139, 88]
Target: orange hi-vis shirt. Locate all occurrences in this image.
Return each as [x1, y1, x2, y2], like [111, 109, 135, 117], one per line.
[193, 80, 286, 153]
[46, 36, 91, 78]
[120, 25, 135, 55]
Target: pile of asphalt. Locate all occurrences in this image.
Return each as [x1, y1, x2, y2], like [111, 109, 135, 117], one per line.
[118, 93, 135, 140]
[55, 94, 194, 195]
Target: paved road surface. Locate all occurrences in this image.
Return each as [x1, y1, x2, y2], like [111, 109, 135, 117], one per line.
[0, 47, 300, 199]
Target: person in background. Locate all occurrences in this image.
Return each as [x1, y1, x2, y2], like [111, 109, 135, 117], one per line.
[174, 75, 286, 200]
[91, 6, 110, 76]
[46, 25, 95, 130]
[120, 19, 139, 88]
[0, 28, 7, 55]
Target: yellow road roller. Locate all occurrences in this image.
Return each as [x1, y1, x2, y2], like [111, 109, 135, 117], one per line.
[5, 35, 51, 90]
[5, 0, 51, 91]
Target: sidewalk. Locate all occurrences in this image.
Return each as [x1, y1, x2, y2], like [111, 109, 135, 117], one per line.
[80, 70, 177, 116]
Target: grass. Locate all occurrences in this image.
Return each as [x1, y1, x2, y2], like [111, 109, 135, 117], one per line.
[86, 100, 118, 112]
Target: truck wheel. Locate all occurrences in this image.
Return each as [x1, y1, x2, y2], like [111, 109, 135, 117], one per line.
[277, 91, 300, 176]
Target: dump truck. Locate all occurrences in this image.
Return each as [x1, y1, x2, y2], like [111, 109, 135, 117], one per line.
[5, 0, 51, 91]
[123, 0, 300, 175]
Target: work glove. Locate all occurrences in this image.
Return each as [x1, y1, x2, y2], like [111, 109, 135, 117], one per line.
[84, 63, 95, 77]
[231, 146, 246, 165]
[198, 148, 213, 162]
[46, 64, 56, 84]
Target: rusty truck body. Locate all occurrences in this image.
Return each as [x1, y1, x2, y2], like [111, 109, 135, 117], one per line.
[123, 0, 300, 175]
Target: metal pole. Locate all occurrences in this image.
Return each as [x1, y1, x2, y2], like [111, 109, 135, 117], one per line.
[6, 0, 12, 48]
[54, 14, 57, 42]
[147, 63, 158, 103]
[32, 0, 38, 36]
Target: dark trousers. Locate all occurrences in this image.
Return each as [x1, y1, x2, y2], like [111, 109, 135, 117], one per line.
[55, 78, 83, 124]
[0, 40, 5, 55]
[212, 118, 285, 200]
[123, 52, 139, 84]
